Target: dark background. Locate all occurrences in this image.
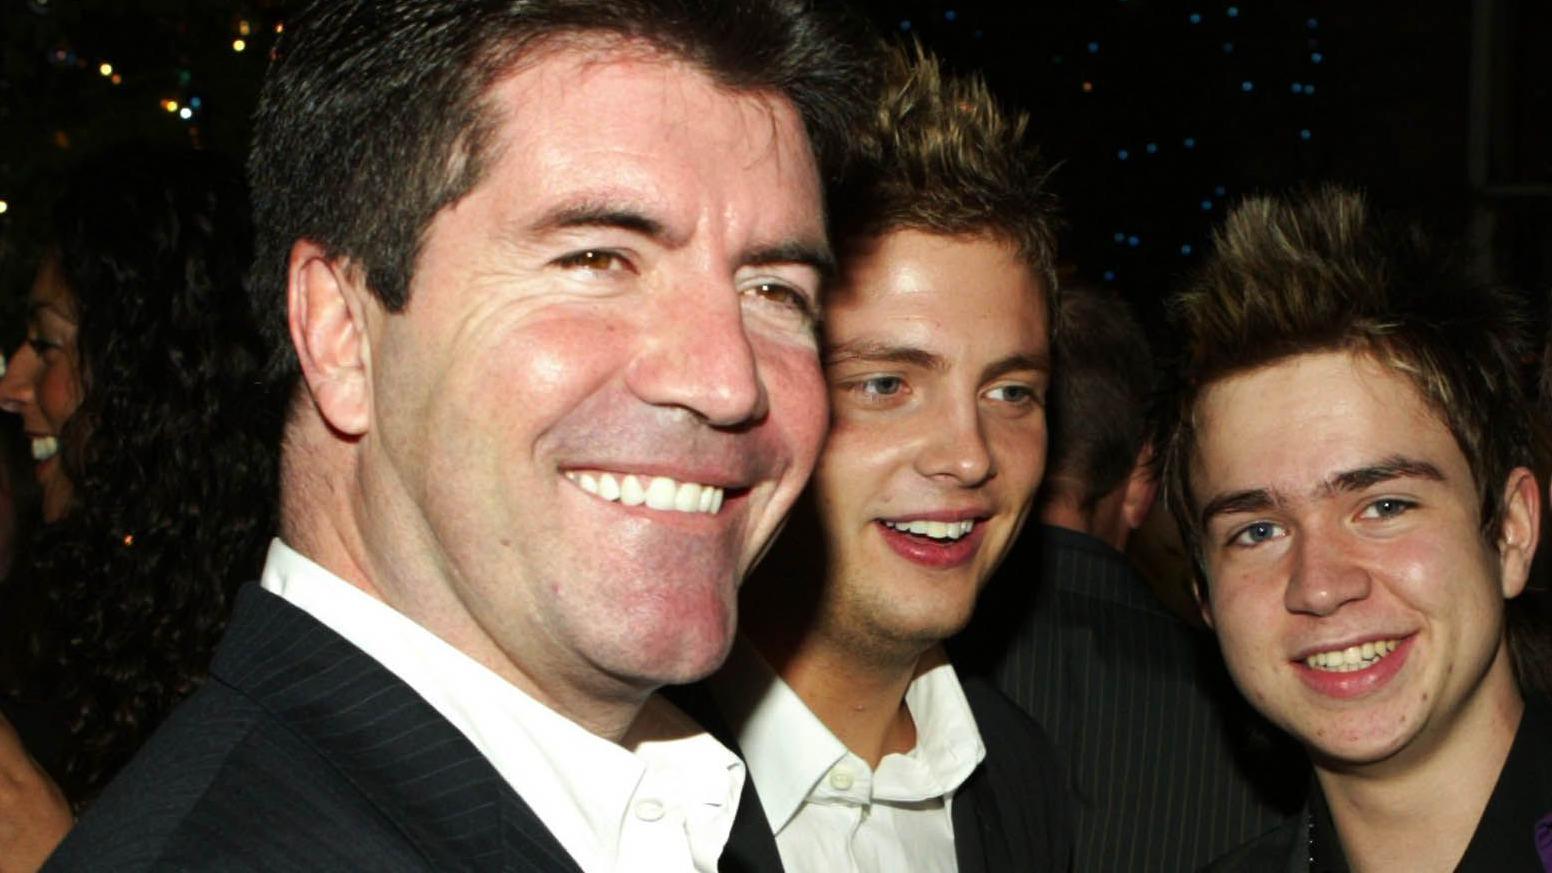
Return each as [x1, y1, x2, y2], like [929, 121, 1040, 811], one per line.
[1, 0, 1548, 345]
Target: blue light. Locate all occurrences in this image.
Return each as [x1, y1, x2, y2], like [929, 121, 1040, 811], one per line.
[1102, 270, 1117, 282]
[1145, 142, 1159, 154]
[945, 9, 957, 21]
[1117, 149, 1131, 160]
[1201, 200, 1214, 211]
[1300, 129, 1312, 140]
[1307, 17, 1319, 29]
[1291, 82, 1303, 93]
[1222, 42, 1235, 53]
[1181, 244, 1194, 255]
[1114, 232, 1126, 243]
[1183, 137, 1197, 148]
[1214, 185, 1226, 196]
[1311, 51, 1324, 63]
[1226, 6, 1239, 17]
[899, 19, 912, 31]
[1088, 41, 1100, 53]
[189, 96, 203, 109]
[1188, 12, 1202, 24]
[1241, 80, 1254, 92]
[1127, 235, 1141, 248]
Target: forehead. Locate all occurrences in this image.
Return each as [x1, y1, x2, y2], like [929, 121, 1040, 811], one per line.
[1191, 350, 1469, 498]
[472, 41, 821, 227]
[29, 254, 74, 316]
[825, 230, 1048, 354]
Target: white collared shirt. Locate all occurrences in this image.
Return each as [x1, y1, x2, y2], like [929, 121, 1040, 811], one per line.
[710, 638, 986, 873]
[260, 539, 744, 873]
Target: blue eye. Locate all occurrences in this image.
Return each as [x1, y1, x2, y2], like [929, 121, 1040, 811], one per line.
[859, 376, 904, 397]
[1361, 498, 1414, 519]
[985, 384, 1041, 405]
[1231, 521, 1285, 546]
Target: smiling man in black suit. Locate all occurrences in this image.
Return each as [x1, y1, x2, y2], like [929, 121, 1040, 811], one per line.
[45, 2, 874, 870]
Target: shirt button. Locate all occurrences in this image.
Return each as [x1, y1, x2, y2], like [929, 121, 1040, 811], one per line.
[634, 799, 665, 822]
[828, 767, 854, 791]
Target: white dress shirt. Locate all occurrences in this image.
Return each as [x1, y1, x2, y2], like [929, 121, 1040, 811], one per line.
[709, 637, 986, 873]
[260, 539, 744, 873]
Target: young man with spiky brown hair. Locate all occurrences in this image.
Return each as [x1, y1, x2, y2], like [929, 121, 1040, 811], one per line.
[1162, 187, 1552, 872]
[681, 43, 1073, 873]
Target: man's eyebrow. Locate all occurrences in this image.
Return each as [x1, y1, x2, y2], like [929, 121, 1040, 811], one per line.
[742, 241, 836, 279]
[1199, 488, 1276, 528]
[1323, 455, 1445, 495]
[527, 200, 668, 240]
[824, 340, 943, 371]
[982, 351, 1052, 383]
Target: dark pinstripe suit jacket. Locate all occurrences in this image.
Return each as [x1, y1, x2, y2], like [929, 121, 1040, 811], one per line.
[964, 525, 1304, 873]
[44, 584, 583, 872]
[671, 673, 1074, 873]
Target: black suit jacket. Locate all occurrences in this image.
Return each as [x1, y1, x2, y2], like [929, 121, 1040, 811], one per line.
[45, 584, 583, 872]
[673, 672, 1074, 873]
[963, 525, 1303, 873]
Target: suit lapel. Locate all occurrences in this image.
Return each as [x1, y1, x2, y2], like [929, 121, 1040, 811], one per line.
[952, 765, 997, 873]
[212, 584, 584, 873]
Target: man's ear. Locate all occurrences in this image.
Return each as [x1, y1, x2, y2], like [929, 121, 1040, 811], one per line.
[1121, 442, 1159, 532]
[1497, 466, 1540, 600]
[1192, 573, 1215, 629]
[287, 240, 375, 436]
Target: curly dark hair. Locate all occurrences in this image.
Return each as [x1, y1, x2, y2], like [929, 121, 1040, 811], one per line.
[0, 146, 281, 806]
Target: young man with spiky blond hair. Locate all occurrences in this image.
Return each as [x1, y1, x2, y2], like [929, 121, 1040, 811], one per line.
[679, 43, 1073, 873]
[1162, 187, 1552, 872]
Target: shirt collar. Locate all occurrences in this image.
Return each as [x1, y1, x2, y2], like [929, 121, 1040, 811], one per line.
[260, 538, 743, 873]
[709, 636, 847, 833]
[710, 635, 985, 831]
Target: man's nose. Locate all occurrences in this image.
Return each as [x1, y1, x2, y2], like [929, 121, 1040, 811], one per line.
[625, 280, 767, 428]
[1284, 532, 1371, 617]
[912, 398, 994, 487]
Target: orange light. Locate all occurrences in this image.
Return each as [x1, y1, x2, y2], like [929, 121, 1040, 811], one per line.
[1081, 81, 1094, 93]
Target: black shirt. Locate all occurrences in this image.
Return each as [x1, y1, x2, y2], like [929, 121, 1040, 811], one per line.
[1208, 693, 1552, 872]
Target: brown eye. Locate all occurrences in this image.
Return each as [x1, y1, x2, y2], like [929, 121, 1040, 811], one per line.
[554, 250, 630, 272]
[743, 281, 816, 324]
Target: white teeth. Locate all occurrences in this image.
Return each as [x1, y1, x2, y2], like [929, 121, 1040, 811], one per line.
[31, 436, 58, 461]
[884, 519, 975, 541]
[565, 470, 725, 515]
[620, 475, 645, 507]
[1304, 639, 1400, 672]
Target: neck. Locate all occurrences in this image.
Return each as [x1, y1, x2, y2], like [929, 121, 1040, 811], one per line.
[1039, 490, 1128, 552]
[1316, 656, 1523, 873]
[746, 615, 931, 769]
[279, 418, 649, 742]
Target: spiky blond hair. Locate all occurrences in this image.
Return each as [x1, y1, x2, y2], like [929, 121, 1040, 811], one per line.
[1161, 186, 1532, 576]
[830, 40, 1058, 289]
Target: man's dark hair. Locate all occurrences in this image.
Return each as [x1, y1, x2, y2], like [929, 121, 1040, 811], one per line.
[1040, 282, 1155, 511]
[248, 0, 877, 387]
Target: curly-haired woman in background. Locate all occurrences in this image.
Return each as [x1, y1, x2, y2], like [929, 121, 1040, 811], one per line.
[0, 146, 280, 870]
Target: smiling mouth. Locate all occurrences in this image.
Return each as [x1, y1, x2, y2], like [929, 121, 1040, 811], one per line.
[1303, 639, 1402, 672]
[30, 436, 58, 462]
[564, 469, 725, 514]
[880, 518, 977, 542]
